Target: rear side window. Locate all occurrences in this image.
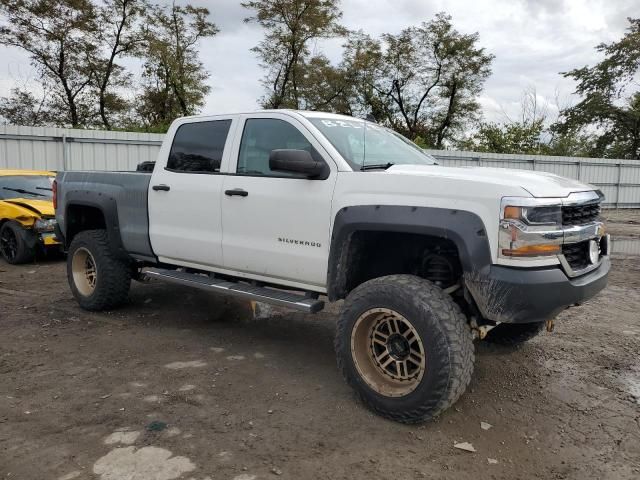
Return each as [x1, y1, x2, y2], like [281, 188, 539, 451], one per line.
[167, 120, 232, 173]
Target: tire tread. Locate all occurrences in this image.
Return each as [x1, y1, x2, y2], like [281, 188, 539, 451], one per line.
[67, 229, 130, 311]
[335, 274, 474, 424]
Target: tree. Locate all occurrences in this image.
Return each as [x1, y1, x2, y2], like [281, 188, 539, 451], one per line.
[0, 0, 98, 127]
[459, 88, 548, 154]
[553, 17, 640, 159]
[338, 31, 388, 118]
[458, 87, 598, 156]
[243, 0, 346, 109]
[458, 120, 544, 154]
[135, 2, 218, 131]
[295, 55, 352, 112]
[89, 0, 145, 129]
[0, 86, 53, 126]
[340, 13, 493, 148]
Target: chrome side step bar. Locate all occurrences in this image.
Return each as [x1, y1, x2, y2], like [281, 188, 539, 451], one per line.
[144, 268, 325, 314]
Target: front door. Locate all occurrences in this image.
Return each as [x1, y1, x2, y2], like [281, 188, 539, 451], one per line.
[221, 114, 337, 289]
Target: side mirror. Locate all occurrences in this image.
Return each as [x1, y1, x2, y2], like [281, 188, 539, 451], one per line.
[269, 149, 326, 179]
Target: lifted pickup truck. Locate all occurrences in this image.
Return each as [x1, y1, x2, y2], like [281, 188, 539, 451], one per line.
[55, 110, 610, 423]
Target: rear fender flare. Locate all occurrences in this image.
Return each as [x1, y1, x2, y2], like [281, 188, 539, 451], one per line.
[63, 192, 127, 260]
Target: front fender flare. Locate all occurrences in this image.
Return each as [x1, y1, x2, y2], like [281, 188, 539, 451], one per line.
[326, 205, 493, 300]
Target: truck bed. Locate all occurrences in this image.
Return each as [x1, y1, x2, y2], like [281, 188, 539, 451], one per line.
[56, 171, 154, 259]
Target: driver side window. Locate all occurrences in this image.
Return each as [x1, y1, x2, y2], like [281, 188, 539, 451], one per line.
[237, 118, 320, 177]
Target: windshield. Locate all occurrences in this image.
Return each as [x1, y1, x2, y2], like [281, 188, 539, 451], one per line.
[0, 175, 54, 200]
[308, 118, 437, 170]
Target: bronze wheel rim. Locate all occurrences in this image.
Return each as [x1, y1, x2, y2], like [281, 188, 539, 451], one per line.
[351, 308, 426, 398]
[72, 247, 97, 296]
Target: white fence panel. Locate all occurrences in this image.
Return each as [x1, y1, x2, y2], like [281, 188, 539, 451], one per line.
[426, 149, 640, 208]
[0, 125, 163, 172]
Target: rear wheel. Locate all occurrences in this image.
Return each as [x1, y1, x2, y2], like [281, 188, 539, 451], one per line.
[335, 274, 474, 424]
[0, 222, 35, 264]
[484, 322, 546, 346]
[67, 230, 131, 311]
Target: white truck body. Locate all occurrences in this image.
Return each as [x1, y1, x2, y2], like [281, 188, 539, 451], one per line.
[146, 110, 595, 291]
[55, 109, 611, 423]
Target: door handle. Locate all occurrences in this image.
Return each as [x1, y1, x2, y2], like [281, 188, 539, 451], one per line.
[152, 184, 170, 191]
[225, 189, 248, 197]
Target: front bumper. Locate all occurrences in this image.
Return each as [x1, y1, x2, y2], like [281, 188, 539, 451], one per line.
[41, 232, 60, 246]
[465, 256, 610, 324]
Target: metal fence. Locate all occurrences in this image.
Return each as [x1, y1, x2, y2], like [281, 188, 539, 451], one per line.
[0, 125, 163, 172]
[1, 125, 639, 207]
[425, 149, 640, 208]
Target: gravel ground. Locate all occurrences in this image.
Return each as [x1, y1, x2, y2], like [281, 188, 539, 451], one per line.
[1, 213, 639, 480]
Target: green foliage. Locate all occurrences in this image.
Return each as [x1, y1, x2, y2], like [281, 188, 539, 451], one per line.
[338, 13, 494, 147]
[0, 87, 53, 126]
[384, 14, 493, 147]
[242, 0, 346, 109]
[0, 0, 99, 127]
[553, 17, 640, 159]
[0, 0, 215, 131]
[245, 8, 493, 148]
[89, 0, 146, 130]
[135, 3, 218, 131]
[459, 120, 545, 154]
[4, 0, 634, 159]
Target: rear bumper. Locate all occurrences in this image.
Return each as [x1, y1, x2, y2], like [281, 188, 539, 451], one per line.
[465, 256, 610, 324]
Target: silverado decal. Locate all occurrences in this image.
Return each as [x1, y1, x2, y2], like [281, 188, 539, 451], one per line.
[278, 237, 321, 248]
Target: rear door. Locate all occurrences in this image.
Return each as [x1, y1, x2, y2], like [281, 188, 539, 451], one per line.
[220, 113, 337, 289]
[148, 117, 237, 268]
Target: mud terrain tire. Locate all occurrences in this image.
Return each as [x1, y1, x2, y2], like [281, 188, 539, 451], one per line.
[335, 274, 474, 423]
[67, 230, 131, 311]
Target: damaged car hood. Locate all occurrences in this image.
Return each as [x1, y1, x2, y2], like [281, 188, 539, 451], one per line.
[1, 198, 55, 217]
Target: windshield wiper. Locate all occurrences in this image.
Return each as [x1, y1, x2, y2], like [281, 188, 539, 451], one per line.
[2, 187, 47, 197]
[37, 186, 53, 191]
[360, 162, 395, 171]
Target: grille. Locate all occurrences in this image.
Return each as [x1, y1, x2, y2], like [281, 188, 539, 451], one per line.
[562, 241, 591, 271]
[562, 202, 601, 226]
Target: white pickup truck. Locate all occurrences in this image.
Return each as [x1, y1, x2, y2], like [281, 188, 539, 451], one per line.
[54, 110, 610, 423]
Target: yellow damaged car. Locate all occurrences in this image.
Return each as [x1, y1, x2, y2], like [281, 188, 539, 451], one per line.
[0, 170, 61, 264]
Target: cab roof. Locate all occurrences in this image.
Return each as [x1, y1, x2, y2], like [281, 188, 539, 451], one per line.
[177, 109, 364, 122]
[0, 169, 56, 177]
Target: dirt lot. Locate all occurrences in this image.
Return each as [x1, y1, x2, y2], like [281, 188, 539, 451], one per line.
[1, 212, 640, 480]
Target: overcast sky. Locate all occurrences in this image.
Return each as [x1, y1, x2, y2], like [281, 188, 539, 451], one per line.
[1, 0, 637, 124]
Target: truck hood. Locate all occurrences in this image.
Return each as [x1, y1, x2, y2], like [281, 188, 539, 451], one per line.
[1, 198, 55, 217]
[386, 164, 595, 198]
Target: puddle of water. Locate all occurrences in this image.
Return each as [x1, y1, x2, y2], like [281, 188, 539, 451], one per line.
[612, 237, 640, 256]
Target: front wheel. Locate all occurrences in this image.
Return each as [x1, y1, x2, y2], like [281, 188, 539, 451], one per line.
[0, 221, 35, 264]
[335, 275, 474, 424]
[67, 230, 131, 311]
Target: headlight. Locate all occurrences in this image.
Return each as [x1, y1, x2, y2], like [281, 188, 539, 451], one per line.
[34, 218, 57, 233]
[503, 205, 561, 226]
[499, 198, 562, 259]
